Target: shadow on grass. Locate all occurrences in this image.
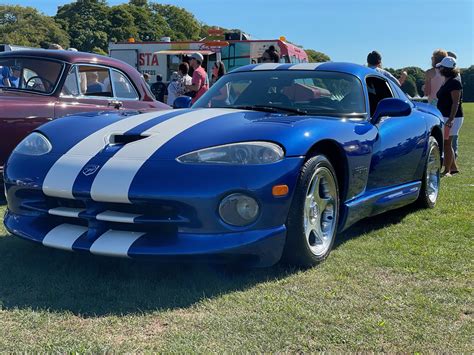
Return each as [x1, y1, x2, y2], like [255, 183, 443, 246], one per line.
[335, 203, 418, 248]
[0, 204, 417, 317]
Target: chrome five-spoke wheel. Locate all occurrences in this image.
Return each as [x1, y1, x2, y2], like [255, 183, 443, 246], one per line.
[304, 167, 338, 257]
[284, 154, 340, 267]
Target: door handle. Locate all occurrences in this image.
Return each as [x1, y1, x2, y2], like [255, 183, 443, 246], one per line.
[108, 100, 123, 109]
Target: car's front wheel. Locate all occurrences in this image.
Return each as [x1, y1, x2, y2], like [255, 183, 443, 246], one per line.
[283, 155, 339, 267]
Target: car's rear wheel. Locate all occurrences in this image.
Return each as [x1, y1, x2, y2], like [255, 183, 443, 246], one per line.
[283, 155, 339, 267]
[418, 136, 441, 208]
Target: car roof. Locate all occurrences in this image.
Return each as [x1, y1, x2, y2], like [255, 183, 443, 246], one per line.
[0, 49, 124, 68]
[230, 62, 382, 80]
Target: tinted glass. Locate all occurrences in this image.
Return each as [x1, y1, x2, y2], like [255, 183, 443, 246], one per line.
[193, 70, 366, 116]
[0, 58, 63, 94]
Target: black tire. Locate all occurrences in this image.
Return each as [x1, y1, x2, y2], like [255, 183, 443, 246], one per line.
[417, 136, 441, 208]
[283, 154, 340, 267]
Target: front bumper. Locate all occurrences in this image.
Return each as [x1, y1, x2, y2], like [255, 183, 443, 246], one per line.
[4, 211, 286, 266]
[4, 156, 304, 266]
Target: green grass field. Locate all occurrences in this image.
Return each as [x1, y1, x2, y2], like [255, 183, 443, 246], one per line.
[0, 104, 472, 352]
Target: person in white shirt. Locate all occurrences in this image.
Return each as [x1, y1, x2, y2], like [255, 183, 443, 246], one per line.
[167, 72, 185, 106]
[179, 62, 192, 86]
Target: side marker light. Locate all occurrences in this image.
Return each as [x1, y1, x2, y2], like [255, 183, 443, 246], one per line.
[272, 185, 289, 197]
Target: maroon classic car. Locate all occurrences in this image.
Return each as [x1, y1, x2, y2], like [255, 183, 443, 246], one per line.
[0, 49, 168, 186]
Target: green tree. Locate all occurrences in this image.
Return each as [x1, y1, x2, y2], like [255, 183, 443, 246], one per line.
[0, 5, 69, 48]
[150, 4, 201, 41]
[108, 5, 138, 42]
[305, 49, 331, 62]
[125, 1, 171, 41]
[397, 66, 425, 96]
[401, 76, 418, 97]
[129, 0, 147, 6]
[461, 66, 474, 102]
[55, 0, 110, 52]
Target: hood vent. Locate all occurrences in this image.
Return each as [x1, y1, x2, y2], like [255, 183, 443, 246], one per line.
[108, 134, 149, 145]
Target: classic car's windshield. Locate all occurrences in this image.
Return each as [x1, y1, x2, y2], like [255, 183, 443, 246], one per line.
[0, 58, 63, 94]
[193, 70, 366, 117]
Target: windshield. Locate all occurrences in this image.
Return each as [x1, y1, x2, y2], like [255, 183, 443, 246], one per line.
[0, 57, 64, 94]
[193, 70, 366, 117]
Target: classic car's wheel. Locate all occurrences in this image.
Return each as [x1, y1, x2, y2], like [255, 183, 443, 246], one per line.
[283, 155, 339, 267]
[418, 136, 441, 208]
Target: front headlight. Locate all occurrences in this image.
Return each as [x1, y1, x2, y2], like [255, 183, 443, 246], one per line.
[13, 132, 52, 156]
[177, 141, 284, 165]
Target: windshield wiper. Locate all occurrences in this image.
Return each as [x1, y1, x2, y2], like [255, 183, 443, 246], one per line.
[230, 105, 308, 116]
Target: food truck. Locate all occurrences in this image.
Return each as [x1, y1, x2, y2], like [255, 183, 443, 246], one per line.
[108, 34, 308, 83]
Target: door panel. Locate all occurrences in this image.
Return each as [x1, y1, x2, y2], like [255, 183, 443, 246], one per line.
[365, 75, 426, 190]
[367, 113, 426, 189]
[55, 96, 117, 118]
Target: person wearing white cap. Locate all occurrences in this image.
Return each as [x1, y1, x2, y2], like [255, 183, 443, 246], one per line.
[185, 52, 209, 103]
[436, 56, 464, 176]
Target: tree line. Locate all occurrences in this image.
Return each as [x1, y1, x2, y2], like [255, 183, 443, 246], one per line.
[0, 0, 472, 101]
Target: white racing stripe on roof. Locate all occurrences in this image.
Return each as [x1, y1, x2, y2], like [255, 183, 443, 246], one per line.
[42, 110, 175, 200]
[289, 63, 323, 70]
[90, 230, 145, 257]
[42, 223, 87, 251]
[90, 109, 238, 204]
[252, 63, 282, 70]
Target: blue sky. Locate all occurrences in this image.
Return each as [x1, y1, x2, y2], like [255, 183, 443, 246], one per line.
[5, 0, 474, 69]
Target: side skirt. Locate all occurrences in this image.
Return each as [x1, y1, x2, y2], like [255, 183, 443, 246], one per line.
[339, 181, 421, 231]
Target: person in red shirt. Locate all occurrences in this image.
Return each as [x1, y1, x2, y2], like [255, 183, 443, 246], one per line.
[186, 52, 209, 103]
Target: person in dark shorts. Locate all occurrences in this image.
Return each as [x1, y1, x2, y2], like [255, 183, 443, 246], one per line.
[150, 74, 167, 103]
[436, 56, 464, 176]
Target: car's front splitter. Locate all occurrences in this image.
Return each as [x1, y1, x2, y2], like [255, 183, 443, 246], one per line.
[4, 212, 287, 267]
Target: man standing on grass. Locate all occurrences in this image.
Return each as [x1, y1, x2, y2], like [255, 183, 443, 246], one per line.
[186, 52, 209, 103]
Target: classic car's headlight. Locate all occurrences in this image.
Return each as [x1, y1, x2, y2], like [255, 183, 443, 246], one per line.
[13, 132, 52, 156]
[177, 141, 284, 165]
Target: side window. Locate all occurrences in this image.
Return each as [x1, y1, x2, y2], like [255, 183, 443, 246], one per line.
[111, 70, 138, 100]
[77, 65, 112, 97]
[60, 66, 80, 97]
[366, 76, 393, 116]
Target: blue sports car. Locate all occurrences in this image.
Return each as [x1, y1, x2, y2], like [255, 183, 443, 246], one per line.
[3, 62, 443, 267]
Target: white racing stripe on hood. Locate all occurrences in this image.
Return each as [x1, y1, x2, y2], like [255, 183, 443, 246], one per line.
[289, 63, 323, 70]
[90, 109, 238, 203]
[42, 110, 175, 199]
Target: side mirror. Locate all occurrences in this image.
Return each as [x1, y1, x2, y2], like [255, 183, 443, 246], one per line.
[371, 98, 412, 124]
[173, 96, 192, 109]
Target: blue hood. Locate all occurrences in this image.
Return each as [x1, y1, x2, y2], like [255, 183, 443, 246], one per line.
[38, 108, 373, 158]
